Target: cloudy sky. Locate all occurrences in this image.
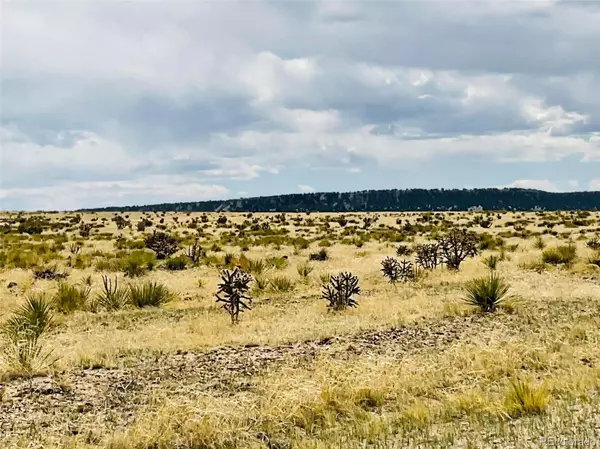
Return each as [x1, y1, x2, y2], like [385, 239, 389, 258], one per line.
[1, 0, 600, 210]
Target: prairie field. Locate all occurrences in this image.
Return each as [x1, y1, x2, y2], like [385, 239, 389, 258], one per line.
[1, 210, 600, 449]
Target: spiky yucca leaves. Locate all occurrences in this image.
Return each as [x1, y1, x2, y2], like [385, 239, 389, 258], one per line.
[322, 272, 360, 311]
[463, 272, 511, 313]
[297, 262, 314, 279]
[129, 282, 173, 308]
[54, 282, 91, 314]
[1, 294, 56, 374]
[436, 228, 479, 270]
[2, 294, 56, 342]
[96, 275, 129, 311]
[216, 268, 253, 324]
[381, 257, 401, 284]
[482, 254, 500, 271]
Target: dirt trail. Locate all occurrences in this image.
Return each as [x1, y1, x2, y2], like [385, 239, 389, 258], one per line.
[0, 313, 509, 442]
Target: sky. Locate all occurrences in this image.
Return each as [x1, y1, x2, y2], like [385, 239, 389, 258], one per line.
[1, 0, 600, 211]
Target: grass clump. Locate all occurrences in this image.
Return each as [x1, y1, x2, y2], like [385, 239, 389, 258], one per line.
[504, 377, 549, 418]
[54, 282, 91, 314]
[269, 275, 296, 293]
[542, 244, 577, 265]
[129, 281, 173, 308]
[463, 272, 511, 313]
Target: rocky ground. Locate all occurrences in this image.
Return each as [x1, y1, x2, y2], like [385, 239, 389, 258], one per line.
[0, 313, 502, 443]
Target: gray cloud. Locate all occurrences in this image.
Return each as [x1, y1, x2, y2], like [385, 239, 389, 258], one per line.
[1, 0, 599, 209]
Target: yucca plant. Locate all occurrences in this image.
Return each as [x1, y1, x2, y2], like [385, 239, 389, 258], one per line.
[2, 294, 56, 342]
[1, 338, 54, 375]
[463, 272, 511, 312]
[1, 294, 56, 374]
[54, 282, 91, 314]
[246, 258, 268, 275]
[129, 281, 173, 308]
[482, 254, 500, 271]
[533, 236, 546, 250]
[96, 275, 129, 311]
[297, 262, 314, 279]
[253, 274, 269, 291]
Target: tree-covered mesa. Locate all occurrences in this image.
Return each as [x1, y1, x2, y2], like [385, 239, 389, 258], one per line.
[82, 188, 600, 213]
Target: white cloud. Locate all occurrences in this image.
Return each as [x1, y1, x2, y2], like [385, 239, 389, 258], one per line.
[505, 180, 558, 192]
[298, 184, 316, 193]
[0, 177, 229, 211]
[589, 180, 600, 191]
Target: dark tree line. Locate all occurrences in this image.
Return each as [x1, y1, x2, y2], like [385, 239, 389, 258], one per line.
[81, 188, 600, 213]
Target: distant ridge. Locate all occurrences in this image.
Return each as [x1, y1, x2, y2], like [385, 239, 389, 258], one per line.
[80, 188, 600, 212]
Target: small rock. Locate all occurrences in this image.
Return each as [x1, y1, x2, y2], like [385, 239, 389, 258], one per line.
[7, 282, 17, 289]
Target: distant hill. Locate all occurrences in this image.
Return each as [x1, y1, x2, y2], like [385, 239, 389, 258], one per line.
[81, 188, 600, 212]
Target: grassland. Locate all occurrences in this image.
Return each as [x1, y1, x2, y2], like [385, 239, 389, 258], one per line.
[1, 210, 600, 448]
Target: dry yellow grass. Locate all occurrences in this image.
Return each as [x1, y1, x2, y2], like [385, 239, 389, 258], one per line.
[1, 210, 599, 448]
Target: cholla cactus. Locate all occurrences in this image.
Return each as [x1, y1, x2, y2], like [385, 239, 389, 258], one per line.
[415, 243, 440, 269]
[144, 231, 178, 259]
[216, 268, 253, 324]
[381, 257, 401, 284]
[322, 272, 360, 311]
[382, 257, 417, 283]
[436, 228, 479, 270]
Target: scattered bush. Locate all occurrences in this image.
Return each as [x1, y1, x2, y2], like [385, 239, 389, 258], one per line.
[164, 255, 189, 271]
[297, 262, 314, 279]
[309, 249, 329, 261]
[533, 236, 546, 250]
[33, 265, 69, 281]
[123, 251, 156, 277]
[144, 231, 179, 260]
[586, 238, 600, 251]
